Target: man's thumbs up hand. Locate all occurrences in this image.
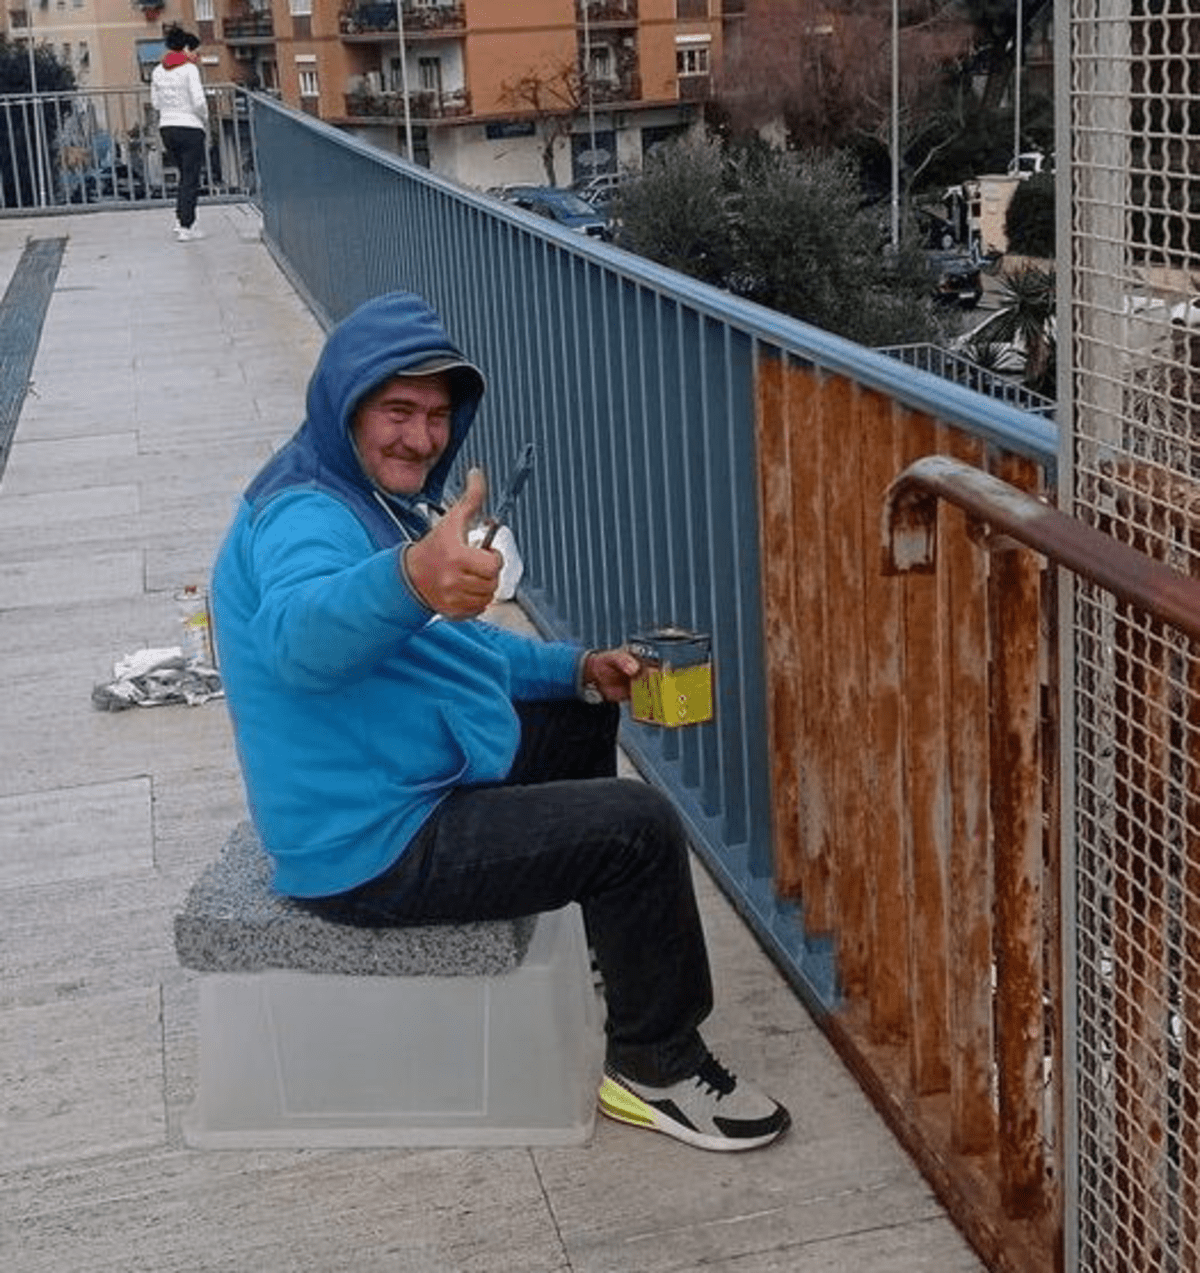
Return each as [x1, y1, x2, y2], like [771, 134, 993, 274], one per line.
[403, 468, 502, 618]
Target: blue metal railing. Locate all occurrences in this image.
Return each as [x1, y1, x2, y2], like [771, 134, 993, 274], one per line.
[250, 93, 1058, 1006]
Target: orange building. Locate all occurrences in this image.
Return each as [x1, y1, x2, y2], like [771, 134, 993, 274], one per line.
[204, 0, 741, 187]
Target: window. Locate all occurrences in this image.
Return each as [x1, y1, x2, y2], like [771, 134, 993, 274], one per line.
[676, 0, 708, 17]
[298, 69, 319, 97]
[78, 39, 88, 66]
[289, 0, 312, 13]
[194, 0, 214, 19]
[676, 44, 710, 76]
[418, 56, 442, 93]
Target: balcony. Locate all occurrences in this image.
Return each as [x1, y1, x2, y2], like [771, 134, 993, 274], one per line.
[339, 1, 466, 37]
[587, 69, 641, 104]
[222, 10, 274, 40]
[577, 0, 638, 24]
[343, 85, 471, 120]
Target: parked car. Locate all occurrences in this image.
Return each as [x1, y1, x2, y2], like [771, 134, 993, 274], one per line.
[492, 184, 611, 239]
[926, 250, 983, 308]
[571, 171, 625, 213]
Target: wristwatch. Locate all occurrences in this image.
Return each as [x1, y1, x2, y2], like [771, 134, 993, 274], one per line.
[578, 650, 604, 704]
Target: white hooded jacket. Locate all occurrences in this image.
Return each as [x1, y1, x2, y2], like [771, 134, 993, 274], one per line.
[151, 58, 208, 133]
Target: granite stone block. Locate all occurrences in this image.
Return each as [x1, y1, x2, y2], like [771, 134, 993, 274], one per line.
[174, 822, 535, 977]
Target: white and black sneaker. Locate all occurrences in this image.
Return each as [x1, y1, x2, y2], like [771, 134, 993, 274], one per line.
[598, 1053, 790, 1152]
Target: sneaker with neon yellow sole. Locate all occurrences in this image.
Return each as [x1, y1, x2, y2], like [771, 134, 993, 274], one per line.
[598, 1053, 790, 1152]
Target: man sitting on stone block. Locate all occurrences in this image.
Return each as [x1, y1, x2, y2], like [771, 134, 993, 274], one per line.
[211, 291, 790, 1152]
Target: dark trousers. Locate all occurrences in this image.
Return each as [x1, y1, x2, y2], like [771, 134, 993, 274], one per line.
[305, 699, 714, 1085]
[160, 126, 205, 228]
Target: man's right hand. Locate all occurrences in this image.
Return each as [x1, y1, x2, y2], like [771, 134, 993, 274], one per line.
[403, 468, 502, 619]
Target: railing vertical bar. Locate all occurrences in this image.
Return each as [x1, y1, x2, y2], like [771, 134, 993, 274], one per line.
[755, 350, 802, 897]
[824, 376, 870, 995]
[788, 358, 834, 931]
[713, 325, 756, 851]
[944, 428, 994, 1154]
[988, 453, 1047, 1219]
[900, 412, 951, 1096]
[860, 394, 912, 1044]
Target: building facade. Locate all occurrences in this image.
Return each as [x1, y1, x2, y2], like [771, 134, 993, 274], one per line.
[3, 0, 746, 190]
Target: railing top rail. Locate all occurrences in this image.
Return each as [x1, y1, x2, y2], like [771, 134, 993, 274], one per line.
[884, 454, 1200, 641]
[253, 94, 1059, 470]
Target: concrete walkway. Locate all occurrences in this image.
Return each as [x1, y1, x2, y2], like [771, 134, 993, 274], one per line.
[0, 206, 985, 1273]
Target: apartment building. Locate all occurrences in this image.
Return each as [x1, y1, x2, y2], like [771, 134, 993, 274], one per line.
[3, 1, 744, 189]
[214, 0, 743, 187]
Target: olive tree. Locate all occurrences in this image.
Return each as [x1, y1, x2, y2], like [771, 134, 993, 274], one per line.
[616, 135, 944, 347]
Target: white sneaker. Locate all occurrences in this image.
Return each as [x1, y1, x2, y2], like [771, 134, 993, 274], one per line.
[175, 226, 204, 242]
[598, 1053, 791, 1152]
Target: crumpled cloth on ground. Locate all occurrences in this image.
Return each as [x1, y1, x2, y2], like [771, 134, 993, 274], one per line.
[91, 647, 224, 711]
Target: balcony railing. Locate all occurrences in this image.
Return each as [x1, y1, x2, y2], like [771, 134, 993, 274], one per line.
[223, 13, 274, 40]
[577, 0, 638, 24]
[588, 70, 642, 104]
[339, 1, 466, 36]
[0, 85, 254, 214]
[343, 87, 471, 120]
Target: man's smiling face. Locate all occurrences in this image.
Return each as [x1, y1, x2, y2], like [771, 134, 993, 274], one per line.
[351, 372, 453, 496]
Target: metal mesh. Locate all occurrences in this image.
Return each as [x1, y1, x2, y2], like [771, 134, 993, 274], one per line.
[1068, 2, 1200, 1268]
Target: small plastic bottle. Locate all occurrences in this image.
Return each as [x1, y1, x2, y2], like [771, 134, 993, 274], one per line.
[175, 585, 215, 668]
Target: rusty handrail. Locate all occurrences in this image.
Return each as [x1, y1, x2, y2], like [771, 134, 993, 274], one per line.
[883, 454, 1200, 642]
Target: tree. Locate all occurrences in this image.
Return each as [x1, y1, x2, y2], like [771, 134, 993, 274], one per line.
[498, 62, 588, 186]
[0, 34, 76, 207]
[1005, 170, 1054, 257]
[716, 0, 974, 199]
[616, 134, 946, 347]
[611, 132, 736, 288]
[962, 261, 1055, 393]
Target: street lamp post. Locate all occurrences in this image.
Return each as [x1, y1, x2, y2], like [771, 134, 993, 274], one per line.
[25, 3, 49, 207]
[582, 0, 597, 176]
[1012, 0, 1023, 168]
[890, 0, 899, 249]
[394, 0, 414, 163]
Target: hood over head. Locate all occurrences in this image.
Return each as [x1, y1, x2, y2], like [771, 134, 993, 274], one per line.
[244, 292, 485, 547]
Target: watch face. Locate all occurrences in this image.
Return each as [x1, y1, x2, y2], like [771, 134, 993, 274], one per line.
[583, 683, 604, 705]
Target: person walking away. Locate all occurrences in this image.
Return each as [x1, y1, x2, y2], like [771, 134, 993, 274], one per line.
[151, 27, 208, 242]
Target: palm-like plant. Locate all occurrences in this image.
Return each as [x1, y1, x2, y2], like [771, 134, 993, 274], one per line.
[963, 262, 1056, 395]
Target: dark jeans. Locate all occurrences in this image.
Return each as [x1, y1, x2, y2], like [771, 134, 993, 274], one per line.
[304, 699, 714, 1085]
[160, 126, 205, 228]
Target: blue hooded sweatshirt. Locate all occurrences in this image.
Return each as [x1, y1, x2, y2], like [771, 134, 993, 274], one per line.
[211, 292, 581, 897]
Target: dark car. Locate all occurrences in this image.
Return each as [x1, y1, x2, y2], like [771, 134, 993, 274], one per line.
[926, 250, 983, 309]
[493, 184, 611, 239]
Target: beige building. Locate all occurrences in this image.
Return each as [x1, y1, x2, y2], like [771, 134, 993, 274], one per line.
[2, 0, 217, 92]
[4, 1, 743, 189]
